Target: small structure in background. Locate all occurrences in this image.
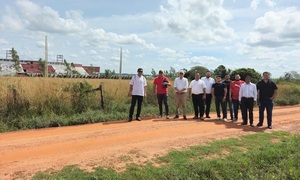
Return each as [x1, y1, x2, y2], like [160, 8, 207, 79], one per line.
[0, 58, 100, 77]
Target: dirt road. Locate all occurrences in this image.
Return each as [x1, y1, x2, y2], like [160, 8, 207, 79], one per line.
[1, 105, 300, 179]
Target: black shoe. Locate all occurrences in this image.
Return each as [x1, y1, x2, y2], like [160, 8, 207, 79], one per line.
[136, 117, 141, 121]
[174, 115, 179, 119]
[257, 123, 263, 127]
[128, 117, 132, 122]
[183, 116, 187, 120]
[250, 124, 254, 127]
[206, 116, 211, 119]
[192, 116, 198, 119]
[241, 122, 247, 125]
[268, 126, 272, 129]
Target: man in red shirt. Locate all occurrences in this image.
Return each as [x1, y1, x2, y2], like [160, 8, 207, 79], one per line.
[229, 74, 244, 121]
[153, 70, 171, 119]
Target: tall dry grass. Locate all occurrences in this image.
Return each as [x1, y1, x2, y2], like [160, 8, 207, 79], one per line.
[0, 77, 299, 132]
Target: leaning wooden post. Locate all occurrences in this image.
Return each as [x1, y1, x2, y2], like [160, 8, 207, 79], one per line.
[99, 83, 104, 109]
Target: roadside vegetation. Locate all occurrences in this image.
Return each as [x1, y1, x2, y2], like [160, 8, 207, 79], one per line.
[0, 71, 300, 132]
[32, 131, 300, 180]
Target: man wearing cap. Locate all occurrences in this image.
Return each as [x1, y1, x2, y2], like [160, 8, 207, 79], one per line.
[128, 68, 147, 122]
[153, 70, 171, 119]
[174, 70, 188, 120]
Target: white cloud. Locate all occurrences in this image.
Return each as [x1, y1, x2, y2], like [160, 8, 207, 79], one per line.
[0, 38, 9, 46]
[2, 0, 87, 34]
[153, 0, 236, 43]
[0, 6, 24, 31]
[250, 0, 276, 10]
[245, 7, 300, 47]
[265, 0, 276, 8]
[251, 0, 261, 10]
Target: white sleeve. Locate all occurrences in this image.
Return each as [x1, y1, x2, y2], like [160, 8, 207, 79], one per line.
[130, 76, 135, 85]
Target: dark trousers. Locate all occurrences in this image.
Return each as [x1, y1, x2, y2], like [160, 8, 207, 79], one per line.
[241, 97, 254, 124]
[259, 99, 274, 126]
[192, 94, 204, 117]
[157, 94, 169, 116]
[225, 98, 233, 119]
[215, 97, 227, 118]
[204, 94, 212, 117]
[129, 95, 144, 118]
[232, 99, 241, 120]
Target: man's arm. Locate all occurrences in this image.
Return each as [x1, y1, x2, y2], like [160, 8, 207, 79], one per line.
[153, 80, 156, 94]
[144, 86, 147, 97]
[271, 89, 278, 100]
[223, 87, 227, 102]
[128, 84, 133, 96]
[211, 87, 215, 99]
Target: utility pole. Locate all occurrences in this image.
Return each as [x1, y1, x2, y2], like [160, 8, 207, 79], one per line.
[44, 35, 48, 77]
[119, 47, 122, 79]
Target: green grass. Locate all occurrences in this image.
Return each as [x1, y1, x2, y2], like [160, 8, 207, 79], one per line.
[32, 131, 300, 180]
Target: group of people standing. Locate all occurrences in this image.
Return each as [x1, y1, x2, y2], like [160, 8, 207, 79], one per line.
[128, 68, 278, 129]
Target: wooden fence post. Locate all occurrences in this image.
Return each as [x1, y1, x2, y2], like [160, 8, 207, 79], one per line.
[99, 83, 104, 110]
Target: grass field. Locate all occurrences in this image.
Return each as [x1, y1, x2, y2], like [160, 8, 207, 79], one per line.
[32, 131, 300, 180]
[0, 77, 300, 132]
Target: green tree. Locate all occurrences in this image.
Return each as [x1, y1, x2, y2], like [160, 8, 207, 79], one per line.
[38, 58, 46, 76]
[64, 59, 72, 75]
[11, 48, 21, 73]
[230, 68, 261, 83]
[213, 65, 231, 78]
[185, 66, 209, 80]
[279, 71, 300, 83]
[284, 71, 300, 80]
[151, 68, 157, 77]
[169, 66, 177, 78]
[104, 69, 111, 78]
[111, 70, 116, 75]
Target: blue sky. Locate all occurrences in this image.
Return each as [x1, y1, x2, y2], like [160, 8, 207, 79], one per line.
[0, 0, 300, 77]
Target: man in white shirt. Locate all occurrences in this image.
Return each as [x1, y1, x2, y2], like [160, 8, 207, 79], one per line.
[174, 70, 188, 120]
[239, 75, 257, 127]
[128, 68, 147, 122]
[201, 71, 215, 119]
[188, 72, 206, 120]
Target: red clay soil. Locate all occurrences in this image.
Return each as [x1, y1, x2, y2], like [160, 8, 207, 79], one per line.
[1, 105, 300, 179]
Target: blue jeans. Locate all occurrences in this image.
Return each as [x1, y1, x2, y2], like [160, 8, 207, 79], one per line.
[259, 99, 274, 126]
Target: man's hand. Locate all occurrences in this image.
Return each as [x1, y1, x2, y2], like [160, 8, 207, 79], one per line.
[222, 97, 226, 102]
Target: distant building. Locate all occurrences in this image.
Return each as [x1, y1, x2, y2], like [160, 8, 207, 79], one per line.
[0, 59, 100, 76]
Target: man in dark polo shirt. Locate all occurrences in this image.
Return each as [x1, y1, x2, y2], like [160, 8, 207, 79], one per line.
[212, 75, 227, 121]
[256, 72, 278, 129]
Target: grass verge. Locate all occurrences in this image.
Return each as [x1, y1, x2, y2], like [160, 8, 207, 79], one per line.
[33, 131, 300, 180]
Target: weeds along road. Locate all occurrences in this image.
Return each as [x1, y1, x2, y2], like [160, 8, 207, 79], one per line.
[0, 105, 300, 179]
